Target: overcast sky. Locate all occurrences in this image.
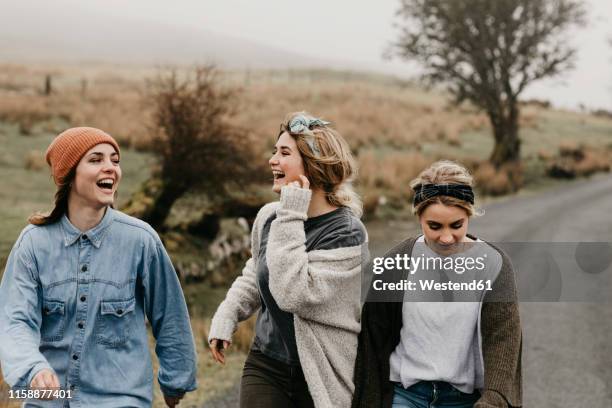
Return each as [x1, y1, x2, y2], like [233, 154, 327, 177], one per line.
[8, 0, 612, 110]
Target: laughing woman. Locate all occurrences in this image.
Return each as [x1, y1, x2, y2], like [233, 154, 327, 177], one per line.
[352, 160, 522, 408]
[208, 112, 367, 408]
[0, 127, 197, 407]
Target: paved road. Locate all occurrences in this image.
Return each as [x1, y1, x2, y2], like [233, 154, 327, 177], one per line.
[468, 174, 612, 407]
[205, 174, 612, 407]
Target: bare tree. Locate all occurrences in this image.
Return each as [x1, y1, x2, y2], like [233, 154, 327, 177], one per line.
[140, 65, 260, 230]
[390, 0, 585, 167]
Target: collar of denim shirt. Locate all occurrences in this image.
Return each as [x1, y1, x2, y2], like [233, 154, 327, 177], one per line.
[60, 206, 116, 248]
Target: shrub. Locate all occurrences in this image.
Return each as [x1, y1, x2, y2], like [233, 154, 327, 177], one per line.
[475, 162, 524, 195]
[546, 143, 611, 179]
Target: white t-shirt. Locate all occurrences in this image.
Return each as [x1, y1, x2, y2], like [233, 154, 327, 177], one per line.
[388, 235, 502, 393]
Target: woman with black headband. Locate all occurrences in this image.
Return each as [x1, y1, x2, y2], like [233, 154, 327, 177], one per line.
[352, 160, 522, 408]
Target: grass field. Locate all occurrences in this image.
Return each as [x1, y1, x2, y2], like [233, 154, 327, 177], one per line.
[0, 63, 611, 406]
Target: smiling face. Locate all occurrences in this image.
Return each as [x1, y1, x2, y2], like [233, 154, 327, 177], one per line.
[269, 132, 306, 194]
[70, 143, 122, 209]
[419, 202, 470, 255]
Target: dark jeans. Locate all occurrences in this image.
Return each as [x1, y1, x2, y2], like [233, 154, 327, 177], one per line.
[392, 381, 481, 408]
[239, 348, 315, 408]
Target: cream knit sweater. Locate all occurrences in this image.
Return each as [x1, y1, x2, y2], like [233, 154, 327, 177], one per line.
[209, 185, 367, 407]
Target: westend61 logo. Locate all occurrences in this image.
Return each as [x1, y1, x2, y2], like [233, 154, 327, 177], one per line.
[362, 244, 502, 301]
[362, 242, 612, 303]
[371, 253, 487, 275]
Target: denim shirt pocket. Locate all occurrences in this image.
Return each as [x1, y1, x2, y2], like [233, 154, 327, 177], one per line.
[41, 299, 66, 342]
[96, 297, 136, 348]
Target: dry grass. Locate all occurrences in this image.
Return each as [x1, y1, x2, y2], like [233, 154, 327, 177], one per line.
[0, 374, 21, 408]
[474, 161, 524, 196]
[23, 150, 46, 171]
[0, 64, 491, 156]
[358, 151, 433, 213]
[545, 142, 611, 179]
[234, 81, 491, 154]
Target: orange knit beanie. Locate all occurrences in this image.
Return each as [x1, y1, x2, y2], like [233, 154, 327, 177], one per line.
[45, 127, 120, 185]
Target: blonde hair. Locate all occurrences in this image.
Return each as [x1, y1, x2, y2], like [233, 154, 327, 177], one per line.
[410, 160, 480, 217]
[280, 111, 363, 218]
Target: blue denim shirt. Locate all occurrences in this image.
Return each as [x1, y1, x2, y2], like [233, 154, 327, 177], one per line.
[0, 208, 197, 407]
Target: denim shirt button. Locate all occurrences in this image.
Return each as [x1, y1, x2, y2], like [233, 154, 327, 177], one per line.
[78, 322, 84, 329]
[81, 265, 88, 272]
[82, 234, 88, 241]
[72, 354, 78, 360]
[80, 295, 86, 302]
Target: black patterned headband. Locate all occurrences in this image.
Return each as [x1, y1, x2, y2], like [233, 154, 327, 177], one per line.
[413, 183, 475, 206]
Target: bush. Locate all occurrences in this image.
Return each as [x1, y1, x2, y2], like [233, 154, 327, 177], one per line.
[546, 143, 611, 179]
[474, 162, 524, 196]
[138, 65, 265, 230]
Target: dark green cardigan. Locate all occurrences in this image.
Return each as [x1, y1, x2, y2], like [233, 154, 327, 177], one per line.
[351, 236, 522, 408]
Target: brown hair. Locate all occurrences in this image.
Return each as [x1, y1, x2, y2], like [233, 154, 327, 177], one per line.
[410, 160, 481, 217]
[28, 168, 76, 226]
[280, 111, 363, 218]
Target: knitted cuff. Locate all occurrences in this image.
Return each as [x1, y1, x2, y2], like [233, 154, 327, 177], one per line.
[208, 316, 236, 344]
[280, 185, 312, 215]
[474, 389, 509, 408]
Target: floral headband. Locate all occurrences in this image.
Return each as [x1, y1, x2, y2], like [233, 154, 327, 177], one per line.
[281, 114, 331, 157]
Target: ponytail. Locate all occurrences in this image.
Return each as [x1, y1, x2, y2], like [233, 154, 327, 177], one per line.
[28, 168, 75, 226]
[327, 182, 363, 218]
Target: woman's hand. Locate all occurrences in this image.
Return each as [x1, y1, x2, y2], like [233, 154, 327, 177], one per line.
[209, 339, 231, 365]
[164, 393, 184, 407]
[29, 368, 60, 400]
[288, 175, 310, 190]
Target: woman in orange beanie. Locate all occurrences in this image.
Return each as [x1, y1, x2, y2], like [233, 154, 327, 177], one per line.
[0, 127, 197, 407]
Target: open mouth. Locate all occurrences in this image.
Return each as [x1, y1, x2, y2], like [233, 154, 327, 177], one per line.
[272, 170, 286, 181]
[96, 178, 115, 191]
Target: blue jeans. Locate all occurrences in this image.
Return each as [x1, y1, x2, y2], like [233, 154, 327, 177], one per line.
[392, 381, 480, 408]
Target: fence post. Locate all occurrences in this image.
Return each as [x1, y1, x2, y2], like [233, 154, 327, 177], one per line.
[44, 75, 52, 95]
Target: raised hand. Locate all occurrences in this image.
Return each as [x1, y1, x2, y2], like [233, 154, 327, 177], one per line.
[288, 174, 310, 190]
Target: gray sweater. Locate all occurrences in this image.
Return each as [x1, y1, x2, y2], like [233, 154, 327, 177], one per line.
[253, 205, 366, 365]
[209, 185, 368, 408]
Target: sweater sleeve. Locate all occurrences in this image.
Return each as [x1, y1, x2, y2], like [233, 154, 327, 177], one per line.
[351, 238, 416, 408]
[266, 185, 365, 317]
[479, 248, 523, 408]
[208, 203, 275, 343]
[351, 300, 395, 408]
